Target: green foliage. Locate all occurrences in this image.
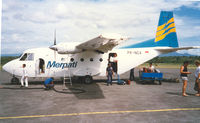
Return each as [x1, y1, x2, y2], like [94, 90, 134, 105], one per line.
[1, 56, 19, 66]
[148, 56, 200, 64]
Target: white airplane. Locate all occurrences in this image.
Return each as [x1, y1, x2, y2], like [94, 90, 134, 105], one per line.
[3, 11, 200, 84]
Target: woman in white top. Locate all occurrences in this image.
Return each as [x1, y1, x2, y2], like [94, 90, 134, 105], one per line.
[148, 63, 155, 73]
[195, 60, 200, 96]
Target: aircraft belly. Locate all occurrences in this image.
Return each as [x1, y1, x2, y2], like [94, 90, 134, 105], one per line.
[73, 67, 100, 76]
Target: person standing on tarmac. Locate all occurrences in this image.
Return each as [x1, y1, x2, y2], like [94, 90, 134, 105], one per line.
[129, 68, 135, 81]
[180, 61, 191, 96]
[106, 63, 114, 86]
[110, 53, 118, 74]
[194, 60, 200, 96]
[21, 64, 28, 88]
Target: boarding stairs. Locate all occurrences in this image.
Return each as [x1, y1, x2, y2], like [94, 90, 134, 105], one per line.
[63, 56, 72, 89]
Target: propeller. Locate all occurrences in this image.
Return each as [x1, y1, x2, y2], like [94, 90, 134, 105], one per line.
[54, 29, 56, 45]
[49, 29, 57, 60]
[49, 30, 57, 50]
[54, 30, 57, 60]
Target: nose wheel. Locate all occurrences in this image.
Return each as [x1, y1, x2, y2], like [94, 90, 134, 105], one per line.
[11, 76, 19, 84]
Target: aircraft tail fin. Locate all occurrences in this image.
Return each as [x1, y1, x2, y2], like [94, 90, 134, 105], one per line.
[155, 11, 179, 47]
[120, 11, 179, 49]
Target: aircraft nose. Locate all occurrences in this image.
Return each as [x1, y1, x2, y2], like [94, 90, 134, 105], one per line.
[2, 61, 13, 73]
[3, 63, 8, 71]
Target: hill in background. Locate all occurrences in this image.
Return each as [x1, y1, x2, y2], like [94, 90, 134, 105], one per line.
[160, 52, 197, 57]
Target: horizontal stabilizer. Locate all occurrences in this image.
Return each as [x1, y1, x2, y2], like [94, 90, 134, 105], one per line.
[156, 46, 200, 53]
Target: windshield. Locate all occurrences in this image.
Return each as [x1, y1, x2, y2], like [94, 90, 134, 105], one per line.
[20, 53, 34, 61]
[27, 53, 34, 60]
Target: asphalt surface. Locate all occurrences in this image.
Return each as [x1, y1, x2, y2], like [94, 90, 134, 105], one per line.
[0, 68, 200, 123]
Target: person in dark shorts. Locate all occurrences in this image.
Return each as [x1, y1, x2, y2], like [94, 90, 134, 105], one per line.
[106, 63, 114, 86]
[44, 77, 54, 90]
[180, 61, 191, 96]
[129, 68, 135, 81]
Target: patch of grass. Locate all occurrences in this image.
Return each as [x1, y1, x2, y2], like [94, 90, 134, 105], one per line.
[139, 63, 196, 69]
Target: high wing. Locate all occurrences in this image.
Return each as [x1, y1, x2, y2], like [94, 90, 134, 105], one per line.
[50, 33, 128, 54]
[76, 33, 128, 53]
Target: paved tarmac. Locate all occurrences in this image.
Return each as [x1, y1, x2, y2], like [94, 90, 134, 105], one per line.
[0, 69, 200, 123]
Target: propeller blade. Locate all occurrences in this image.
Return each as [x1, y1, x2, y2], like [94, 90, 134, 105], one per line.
[54, 29, 56, 45]
[54, 50, 56, 61]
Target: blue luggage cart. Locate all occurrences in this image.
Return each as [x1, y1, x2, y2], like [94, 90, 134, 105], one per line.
[140, 72, 163, 85]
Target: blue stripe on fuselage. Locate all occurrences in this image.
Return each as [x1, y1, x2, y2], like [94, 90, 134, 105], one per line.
[120, 32, 178, 49]
[120, 39, 155, 49]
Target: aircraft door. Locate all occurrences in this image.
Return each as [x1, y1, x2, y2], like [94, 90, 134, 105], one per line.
[35, 58, 45, 75]
[108, 53, 118, 74]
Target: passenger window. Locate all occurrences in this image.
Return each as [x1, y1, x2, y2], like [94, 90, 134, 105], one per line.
[70, 58, 74, 62]
[80, 58, 84, 62]
[20, 53, 27, 61]
[99, 58, 103, 62]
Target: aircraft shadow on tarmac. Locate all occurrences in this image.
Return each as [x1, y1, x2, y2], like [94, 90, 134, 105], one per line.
[65, 82, 105, 100]
[1, 80, 105, 100]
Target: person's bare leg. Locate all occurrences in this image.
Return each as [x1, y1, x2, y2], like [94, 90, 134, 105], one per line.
[195, 82, 200, 96]
[195, 79, 200, 96]
[182, 80, 188, 96]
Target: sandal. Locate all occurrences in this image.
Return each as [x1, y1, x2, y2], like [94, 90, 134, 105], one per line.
[195, 94, 200, 96]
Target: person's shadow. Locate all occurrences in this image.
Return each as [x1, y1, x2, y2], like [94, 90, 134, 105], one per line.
[166, 92, 194, 96]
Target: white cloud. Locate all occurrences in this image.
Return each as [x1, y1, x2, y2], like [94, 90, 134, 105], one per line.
[1, 0, 200, 55]
[11, 33, 25, 43]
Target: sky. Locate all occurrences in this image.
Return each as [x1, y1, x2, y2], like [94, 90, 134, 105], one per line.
[1, 0, 200, 55]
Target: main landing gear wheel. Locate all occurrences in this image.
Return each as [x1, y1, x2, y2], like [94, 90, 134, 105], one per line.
[84, 76, 93, 84]
[159, 80, 162, 85]
[11, 77, 20, 84]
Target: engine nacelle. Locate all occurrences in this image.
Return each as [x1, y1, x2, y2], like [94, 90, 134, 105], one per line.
[50, 42, 82, 54]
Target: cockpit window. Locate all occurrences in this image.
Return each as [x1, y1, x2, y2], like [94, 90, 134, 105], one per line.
[20, 53, 34, 61]
[27, 53, 34, 61]
[20, 53, 27, 61]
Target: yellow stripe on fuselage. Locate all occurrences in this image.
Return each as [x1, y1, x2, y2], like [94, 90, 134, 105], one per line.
[155, 28, 176, 42]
